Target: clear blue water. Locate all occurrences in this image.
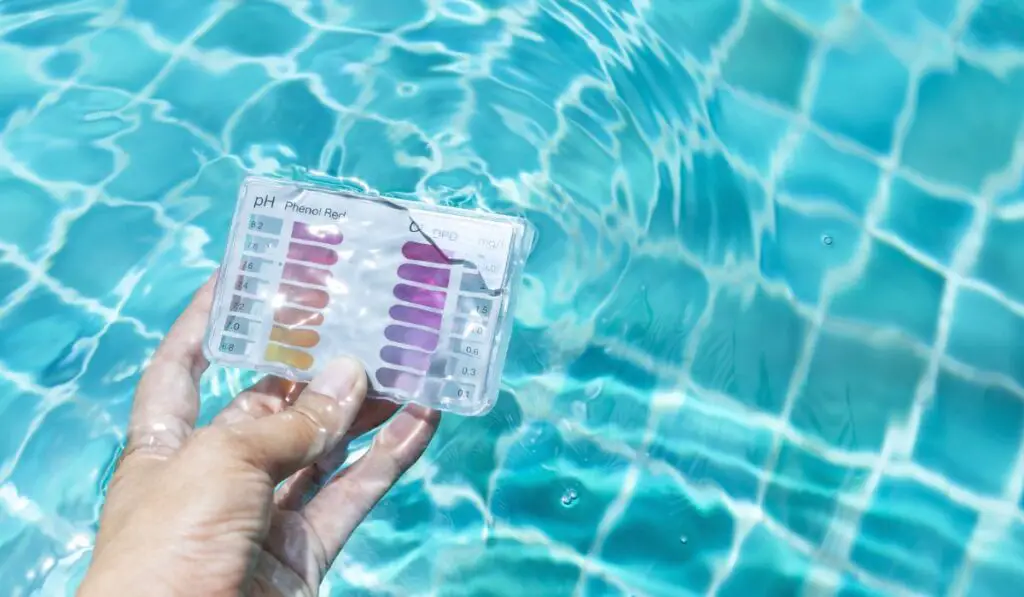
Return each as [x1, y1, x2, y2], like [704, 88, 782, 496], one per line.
[2, 0, 1024, 595]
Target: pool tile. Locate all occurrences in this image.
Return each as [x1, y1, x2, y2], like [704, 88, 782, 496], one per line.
[676, 152, 759, 265]
[862, 0, 958, 33]
[829, 238, 946, 344]
[2, 88, 127, 186]
[600, 469, 734, 595]
[0, 262, 29, 306]
[338, 118, 429, 192]
[125, 0, 219, 42]
[566, 340, 658, 392]
[594, 255, 709, 363]
[42, 50, 81, 80]
[0, 45, 49, 131]
[370, 45, 468, 135]
[720, 3, 814, 109]
[647, 0, 741, 63]
[0, 518, 74, 597]
[165, 158, 246, 233]
[0, 173, 59, 257]
[760, 202, 862, 305]
[296, 31, 380, 107]
[776, 0, 843, 26]
[153, 60, 269, 138]
[74, 321, 157, 423]
[707, 86, 790, 178]
[196, 0, 309, 56]
[432, 538, 586, 595]
[0, 379, 45, 478]
[912, 370, 1024, 497]
[946, 286, 1024, 387]
[716, 525, 816, 596]
[780, 131, 881, 216]
[48, 203, 165, 303]
[790, 330, 925, 451]
[469, 77, 550, 177]
[650, 398, 773, 501]
[7, 402, 120, 526]
[964, 0, 1024, 51]
[973, 215, 1024, 305]
[2, 12, 98, 47]
[900, 60, 1024, 191]
[106, 106, 216, 203]
[555, 378, 652, 450]
[691, 286, 809, 414]
[230, 79, 336, 170]
[491, 422, 631, 554]
[965, 522, 1024, 597]
[78, 26, 168, 93]
[763, 441, 869, 546]
[878, 176, 974, 266]
[0, 286, 105, 386]
[811, 26, 909, 154]
[851, 476, 977, 594]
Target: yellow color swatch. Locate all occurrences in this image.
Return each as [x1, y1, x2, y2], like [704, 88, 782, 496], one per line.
[269, 325, 320, 348]
[265, 343, 314, 370]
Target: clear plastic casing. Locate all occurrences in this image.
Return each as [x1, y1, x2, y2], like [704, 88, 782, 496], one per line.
[204, 176, 533, 416]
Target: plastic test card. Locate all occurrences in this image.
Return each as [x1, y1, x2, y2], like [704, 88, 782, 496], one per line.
[204, 176, 533, 416]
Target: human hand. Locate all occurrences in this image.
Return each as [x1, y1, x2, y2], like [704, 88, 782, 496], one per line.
[78, 276, 441, 597]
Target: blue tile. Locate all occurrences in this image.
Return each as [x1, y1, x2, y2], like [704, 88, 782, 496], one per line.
[966, 522, 1024, 597]
[973, 215, 1024, 304]
[862, 0, 953, 34]
[913, 370, 1024, 497]
[594, 255, 709, 363]
[468, 77, 549, 177]
[780, 132, 881, 216]
[296, 31, 380, 107]
[42, 50, 81, 79]
[600, 469, 734, 595]
[776, 0, 843, 26]
[78, 27, 168, 93]
[491, 422, 631, 554]
[196, 0, 309, 56]
[691, 286, 809, 414]
[432, 538, 584, 595]
[0, 46, 49, 131]
[646, 0, 742, 63]
[403, 13, 506, 54]
[0, 262, 29, 305]
[676, 152, 759, 265]
[851, 476, 977, 594]
[8, 402, 120, 525]
[791, 331, 925, 451]
[650, 399, 773, 501]
[829, 239, 946, 344]
[707, 86, 790, 178]
[0, 286, 105, 385]
[106, 107, 216, 203]
[230, 79, 336, 170]
[368, 46, 468, 137]
[901, 60, 1024, 191]
[3, 88, 128, 186]
[764, 442, 869, 546]
[153, 60, 268, 138]
[338, 118, 428, 192]
[721, 3, 814, 108]
[716, 525, 814, 596]
[760, 202, 861, 305]
[322, 0, 428, 32]
[125, 0, 219, 41]
[0, 173, 59, 257]
[74, 321, 156, 419]
[878, 176, 974, 266]
[811, 27, 909, 154]
[48, 203, 166, 302]
[946, 286, 1024, 386]
[0, 379, 45, 476]
[0, 518, 74, 596]
[965, 0, 1024, 51]
[2, 12, 98, 47]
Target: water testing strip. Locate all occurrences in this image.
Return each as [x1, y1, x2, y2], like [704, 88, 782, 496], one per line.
[220, 214, 343, 372]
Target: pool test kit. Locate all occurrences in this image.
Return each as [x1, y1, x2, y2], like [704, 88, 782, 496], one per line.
[203, 176, 533, 416]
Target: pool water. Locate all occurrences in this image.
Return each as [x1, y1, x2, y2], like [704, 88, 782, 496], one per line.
[2, 0, 1024, 595]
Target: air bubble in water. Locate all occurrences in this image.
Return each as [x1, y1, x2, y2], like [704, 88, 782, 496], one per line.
[679, 536, 688, 544]
[561, 487, 579, 507]
[821, 234, 834, 247]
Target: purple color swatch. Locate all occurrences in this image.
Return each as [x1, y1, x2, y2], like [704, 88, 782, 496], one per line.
[402, 241, 451, 264]
[389, 305, 443, 330]
[380, 346, 431, 372]
[385, 325, 439, 351]
[375, 368, 423, 393]
[398, 263, 451, 288]
[394, 283, 446, 310]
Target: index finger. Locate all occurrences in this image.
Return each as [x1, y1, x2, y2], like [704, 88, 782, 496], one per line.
[124, 273, 217, 460]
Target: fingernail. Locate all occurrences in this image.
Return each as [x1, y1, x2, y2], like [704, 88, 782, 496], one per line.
[308, 357, 363, 399]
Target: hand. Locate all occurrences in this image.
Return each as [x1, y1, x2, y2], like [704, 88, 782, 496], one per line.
[78, 276, 441, 596]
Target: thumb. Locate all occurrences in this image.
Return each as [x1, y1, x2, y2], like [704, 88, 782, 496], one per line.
[226, 357, 368, 482]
